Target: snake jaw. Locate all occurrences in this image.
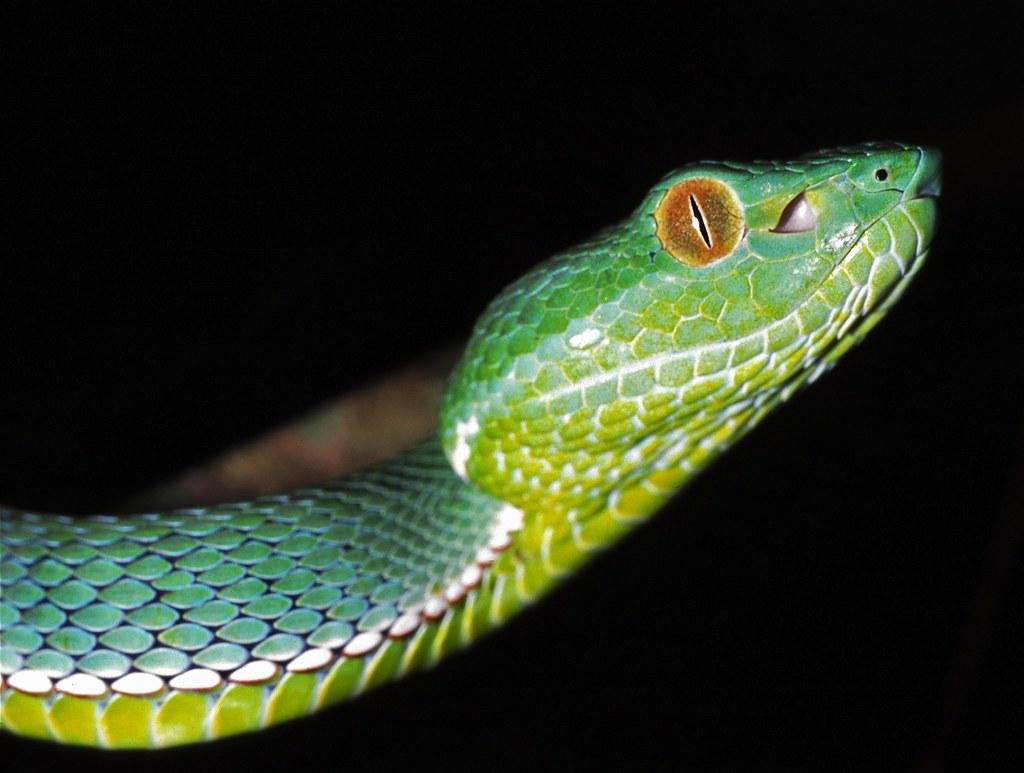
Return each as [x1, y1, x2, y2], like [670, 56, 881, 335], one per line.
[812, 149, 940, 370]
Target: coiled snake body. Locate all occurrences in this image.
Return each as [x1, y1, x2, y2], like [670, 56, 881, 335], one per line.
[0, 144, 941, 748]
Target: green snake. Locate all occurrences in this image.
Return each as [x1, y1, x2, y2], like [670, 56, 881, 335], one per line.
[0, 143, 940, 748]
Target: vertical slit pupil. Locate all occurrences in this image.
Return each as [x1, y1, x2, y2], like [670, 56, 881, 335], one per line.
[688, 194, 713, 249]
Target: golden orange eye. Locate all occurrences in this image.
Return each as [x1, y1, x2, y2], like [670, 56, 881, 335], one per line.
[654, 178, 743, 267]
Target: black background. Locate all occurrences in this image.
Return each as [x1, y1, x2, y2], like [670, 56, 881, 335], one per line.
[4, 4, 1023, 770]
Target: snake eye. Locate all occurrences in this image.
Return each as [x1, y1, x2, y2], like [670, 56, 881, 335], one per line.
[771, 192, 817, 234]
[654, 178, 743, 267]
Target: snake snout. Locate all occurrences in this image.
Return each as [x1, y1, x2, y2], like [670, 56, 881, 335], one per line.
[908, 146, 942, 200]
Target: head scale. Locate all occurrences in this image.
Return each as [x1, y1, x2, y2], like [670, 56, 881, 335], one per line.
[441, 143, 940, 523]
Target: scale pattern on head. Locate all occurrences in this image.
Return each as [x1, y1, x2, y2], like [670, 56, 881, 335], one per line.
[441, 143, 940, 525]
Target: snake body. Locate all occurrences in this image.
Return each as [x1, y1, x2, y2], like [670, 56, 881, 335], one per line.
[0, 143, 940, 748]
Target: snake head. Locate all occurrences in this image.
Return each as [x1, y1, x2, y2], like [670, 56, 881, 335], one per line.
[441, 144, 940, 523]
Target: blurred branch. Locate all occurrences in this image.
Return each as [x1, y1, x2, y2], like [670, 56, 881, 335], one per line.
[123, 346, 461, 510]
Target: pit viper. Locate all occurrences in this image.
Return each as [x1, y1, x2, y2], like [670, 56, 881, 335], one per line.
[0, 143, 941, 748]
